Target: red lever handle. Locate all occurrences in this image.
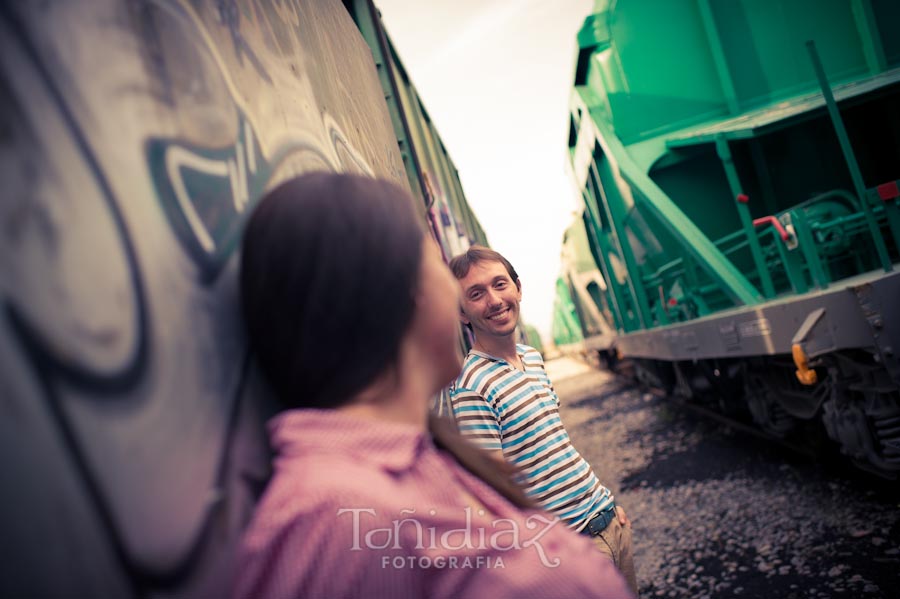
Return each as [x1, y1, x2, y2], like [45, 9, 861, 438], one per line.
[752, 216, 790, 242]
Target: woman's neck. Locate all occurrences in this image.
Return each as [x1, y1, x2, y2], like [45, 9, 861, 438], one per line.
[338, 399, 427, 430]
[339, 349, 434, 431]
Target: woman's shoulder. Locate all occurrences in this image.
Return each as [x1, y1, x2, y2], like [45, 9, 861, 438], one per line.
[267, 450, 401, 513]
[239, 452, 404, 567]
[234, 453, 425, 598]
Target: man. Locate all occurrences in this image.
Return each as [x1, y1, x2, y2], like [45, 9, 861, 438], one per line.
[448, 245, 637, 594]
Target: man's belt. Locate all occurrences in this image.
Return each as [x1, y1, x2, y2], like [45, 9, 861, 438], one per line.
[580, 503, 617, 537]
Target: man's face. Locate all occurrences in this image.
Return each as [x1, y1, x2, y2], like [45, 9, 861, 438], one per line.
[457, 259, 522, 340]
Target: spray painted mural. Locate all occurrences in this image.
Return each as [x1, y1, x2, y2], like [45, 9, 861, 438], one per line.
[0, 0, 407, 596]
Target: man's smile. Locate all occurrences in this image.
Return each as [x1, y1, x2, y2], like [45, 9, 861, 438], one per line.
[487, 307, 512, 321]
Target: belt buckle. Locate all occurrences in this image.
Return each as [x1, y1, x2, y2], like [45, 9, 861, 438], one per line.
[588, 504, 616, 536]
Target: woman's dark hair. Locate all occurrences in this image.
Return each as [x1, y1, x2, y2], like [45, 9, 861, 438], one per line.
[240, 172, 424, 409]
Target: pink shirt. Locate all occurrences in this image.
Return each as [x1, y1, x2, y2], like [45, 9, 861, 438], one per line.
[233, 409, 633, 599]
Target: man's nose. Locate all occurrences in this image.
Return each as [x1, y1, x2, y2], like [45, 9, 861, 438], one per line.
[486, 289, 502, 306]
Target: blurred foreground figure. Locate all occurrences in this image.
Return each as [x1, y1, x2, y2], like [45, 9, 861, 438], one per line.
[233, 173, 633, 598]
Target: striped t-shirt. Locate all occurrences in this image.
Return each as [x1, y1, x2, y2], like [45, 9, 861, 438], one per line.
[449, 344, 613, 530]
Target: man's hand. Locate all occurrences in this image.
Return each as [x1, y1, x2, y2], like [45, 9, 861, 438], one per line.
[615, 505, 631, 528]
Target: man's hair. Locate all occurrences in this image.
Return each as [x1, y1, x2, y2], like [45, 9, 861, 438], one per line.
[448, 245, 519, 283]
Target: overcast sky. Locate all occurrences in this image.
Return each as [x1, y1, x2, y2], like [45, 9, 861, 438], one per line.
[375, 0, 594, 341]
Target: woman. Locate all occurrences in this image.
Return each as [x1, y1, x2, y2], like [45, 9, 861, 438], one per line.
[233, 173, 632, 598]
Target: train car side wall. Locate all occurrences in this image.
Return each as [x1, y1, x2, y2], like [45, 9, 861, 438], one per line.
[0, 0, 447, 595]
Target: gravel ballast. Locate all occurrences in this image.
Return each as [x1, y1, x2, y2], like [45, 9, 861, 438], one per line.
[547, 358, 900, 598]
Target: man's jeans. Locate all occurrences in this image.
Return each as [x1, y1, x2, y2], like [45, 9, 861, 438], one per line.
[589, 516, 638, 596]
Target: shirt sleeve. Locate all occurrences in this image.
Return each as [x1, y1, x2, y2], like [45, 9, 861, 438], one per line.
[449, 388, 502, 452]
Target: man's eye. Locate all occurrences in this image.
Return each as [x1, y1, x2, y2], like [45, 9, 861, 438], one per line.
[495, 281, 507, 289]
[469, 291, 483, 300]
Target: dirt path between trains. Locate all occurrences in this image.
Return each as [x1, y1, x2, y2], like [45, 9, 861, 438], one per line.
[548, 357, 900, 599]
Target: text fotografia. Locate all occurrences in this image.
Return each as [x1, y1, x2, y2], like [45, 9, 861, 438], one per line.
[336, 507, 563, 568]
[382, 555, 504, 570]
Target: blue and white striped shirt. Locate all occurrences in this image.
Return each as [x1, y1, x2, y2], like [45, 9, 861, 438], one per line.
[449, 344, 612, 530]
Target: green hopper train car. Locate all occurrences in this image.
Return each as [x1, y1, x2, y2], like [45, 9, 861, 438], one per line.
[566, 0, 900, 477]
[552, 220, 617, 357]
[552, 275, 586, 351]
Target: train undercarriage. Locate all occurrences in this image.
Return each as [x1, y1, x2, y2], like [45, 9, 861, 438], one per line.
[625, 349, 900, 479]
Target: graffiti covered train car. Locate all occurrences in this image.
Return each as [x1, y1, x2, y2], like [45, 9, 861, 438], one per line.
[564, 0, 900, 477]
[0, 0, 485, 595]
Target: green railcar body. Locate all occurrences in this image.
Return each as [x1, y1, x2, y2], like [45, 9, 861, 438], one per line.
[553, 220, 618, 355]
[552, 275, 585, 349]
[567, 0, 900, 477]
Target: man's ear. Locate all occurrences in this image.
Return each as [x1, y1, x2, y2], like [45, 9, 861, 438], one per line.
[515, 278, 522, 298]
[459, 308, 471, 325]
